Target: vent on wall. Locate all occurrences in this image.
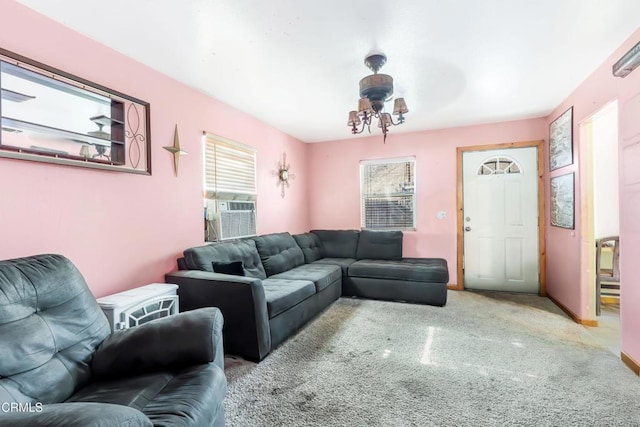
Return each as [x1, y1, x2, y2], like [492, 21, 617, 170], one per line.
[216, 200, 256, 240]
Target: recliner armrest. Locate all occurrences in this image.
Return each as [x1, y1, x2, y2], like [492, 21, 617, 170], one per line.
[91, 307, 224, 378]
[0, 402, 151, 427]
[165, 270, 272, 361]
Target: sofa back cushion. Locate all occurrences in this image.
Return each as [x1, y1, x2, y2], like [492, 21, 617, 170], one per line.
[292, 233, 325, 263]
[356, 230, 403, 260]
[253, 232, 305, 276]
[311, 230, 360, 258]
[0, 254, 111, 404]
[184, 239, 267, 280]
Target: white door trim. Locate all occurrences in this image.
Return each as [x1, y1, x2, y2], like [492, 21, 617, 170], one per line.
[455, 140, 546, 295]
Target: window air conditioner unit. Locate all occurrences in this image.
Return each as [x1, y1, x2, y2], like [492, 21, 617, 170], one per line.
[216, 200, 256, 240]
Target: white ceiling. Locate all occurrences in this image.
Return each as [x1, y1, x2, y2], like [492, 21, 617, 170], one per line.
[16, 0, 640, 143]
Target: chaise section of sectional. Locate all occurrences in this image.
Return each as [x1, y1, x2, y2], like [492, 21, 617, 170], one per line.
[301, 229, 449, 306]
[345, 258, 448, 306]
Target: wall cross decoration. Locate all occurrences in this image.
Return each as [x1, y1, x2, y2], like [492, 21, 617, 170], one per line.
[163, 124, 188, 177]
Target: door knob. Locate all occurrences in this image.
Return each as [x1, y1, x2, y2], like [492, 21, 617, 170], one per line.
[465, 226, 471, 231]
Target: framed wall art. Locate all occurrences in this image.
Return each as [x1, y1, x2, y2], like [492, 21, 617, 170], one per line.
[550, 172, 574, 229]
[549, 107, 573, 171]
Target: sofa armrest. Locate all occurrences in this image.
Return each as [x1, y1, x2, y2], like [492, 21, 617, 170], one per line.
[91, 307, 224, 378]
[0, 402, 151, 427]
[165, 270, 272, 362]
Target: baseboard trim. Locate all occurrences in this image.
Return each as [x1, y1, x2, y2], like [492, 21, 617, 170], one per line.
[447, 283, 460, 290]
[547, 293, 598, 327]
[621, 352, 640, 376]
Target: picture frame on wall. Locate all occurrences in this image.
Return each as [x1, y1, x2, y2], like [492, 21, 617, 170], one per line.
[550, 172, 575, 229]
[549, 107, 573, 171]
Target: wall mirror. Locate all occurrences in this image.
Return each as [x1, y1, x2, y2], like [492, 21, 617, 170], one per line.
[0, 48, 151, 174]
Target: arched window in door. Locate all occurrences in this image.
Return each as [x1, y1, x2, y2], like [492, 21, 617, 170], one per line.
[477, 156, 522, 175]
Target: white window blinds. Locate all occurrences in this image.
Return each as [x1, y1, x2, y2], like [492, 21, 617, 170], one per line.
[203, 132, 257, 199]
[360, 157, 416, 229]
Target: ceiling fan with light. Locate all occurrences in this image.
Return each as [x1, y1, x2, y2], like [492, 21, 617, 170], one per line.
[347, 53, 408, 143]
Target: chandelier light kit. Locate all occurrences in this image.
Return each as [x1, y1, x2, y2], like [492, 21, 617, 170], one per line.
[347, 53, 408, 143]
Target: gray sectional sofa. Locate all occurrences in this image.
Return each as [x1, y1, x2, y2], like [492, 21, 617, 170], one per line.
[166, 229, 448, 361]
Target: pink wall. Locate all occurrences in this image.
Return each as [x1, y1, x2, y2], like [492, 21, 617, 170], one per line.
[307, 118, 547, 285]
[544, 27, 640, 364]
[0, 2, 309, 297]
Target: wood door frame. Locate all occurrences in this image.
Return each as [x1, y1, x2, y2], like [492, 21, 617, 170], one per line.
[456, 140, 546, 296]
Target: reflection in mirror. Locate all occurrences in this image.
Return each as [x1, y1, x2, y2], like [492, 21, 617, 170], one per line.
[0, 48, 150, 174]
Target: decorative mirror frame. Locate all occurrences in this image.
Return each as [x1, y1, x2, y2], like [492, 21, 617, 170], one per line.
[0, 47, 151, 174]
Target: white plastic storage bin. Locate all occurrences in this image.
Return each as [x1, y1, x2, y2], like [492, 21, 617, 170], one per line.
[97, 283, 179, 331]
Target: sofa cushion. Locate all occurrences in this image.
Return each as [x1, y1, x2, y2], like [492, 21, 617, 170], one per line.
[312, 258, 357, 275]
[253, 232, 305, 277]
[262, 279, 316, 318]
[356, 230, 403, 260]
[292, 233, 325, 263]
[212, 261, 245, 276]
[269, 264, 342, 292]
[348, 258, 449, 283]
[183, 239, 267, 280]
[310, 230, 360, 258]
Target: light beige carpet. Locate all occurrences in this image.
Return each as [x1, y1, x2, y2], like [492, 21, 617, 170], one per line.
[224, 291, 640, 426]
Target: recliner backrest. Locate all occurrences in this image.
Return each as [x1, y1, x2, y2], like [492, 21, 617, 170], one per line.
[0, 254, 110, 405]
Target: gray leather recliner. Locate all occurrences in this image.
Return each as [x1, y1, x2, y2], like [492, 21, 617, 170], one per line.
[0, 254, 226, 426]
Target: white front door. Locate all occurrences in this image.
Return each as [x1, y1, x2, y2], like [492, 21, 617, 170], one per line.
[462, 147, 539, 292]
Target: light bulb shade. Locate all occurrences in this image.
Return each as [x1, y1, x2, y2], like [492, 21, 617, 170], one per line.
[378, 113, 392, 128]
[79, 144, 92, 158]
[393, 97, 409, 115]
[347, 111, 361, 126]
[357, 98, 373, 116]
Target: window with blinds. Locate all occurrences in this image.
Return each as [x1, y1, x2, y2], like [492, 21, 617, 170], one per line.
[203, 132, 257, 199]
[360, 157, 416, 229]
[203, 132, 257, 242]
